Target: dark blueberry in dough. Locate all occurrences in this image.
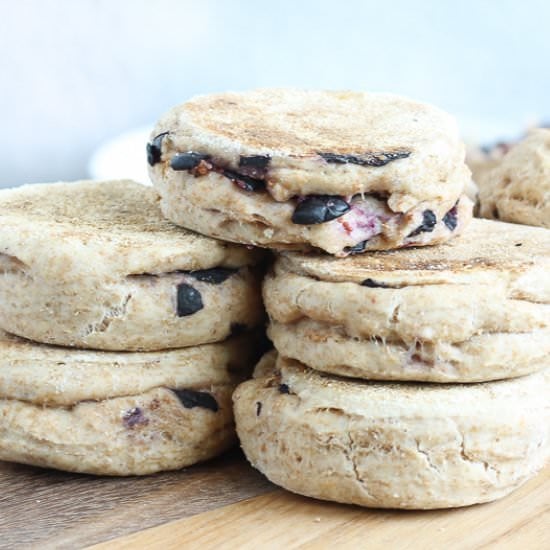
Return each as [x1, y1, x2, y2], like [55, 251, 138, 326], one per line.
[361, 278, 391, 288]
[230, 322, 247, 336]
[173, 389, 219, 412]
[188, 267, 238, 284]
[421, 210, 437, 230]
[344, 240, 368, 255]
[256, 401, 262, 416]
[278, 383, 290, 394]
[223, 169, 266, 192]
[176, 283, 204, 316]
[292, 195, 350, 225]
[515, 243, 523, 247]
[319, 151, 410, 167]
[443, 206, 458, 231]
[237, 155, 271, 179]
[408, 210, 437, 237]
[171, 152, 211, 171]
[239, 155, 271, 169]
[122, 407, 149, 428]
[146, 132, 169, 166]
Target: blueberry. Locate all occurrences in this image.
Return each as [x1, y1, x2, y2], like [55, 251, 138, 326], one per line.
[176, 283, 204, 316]
[237, 155, 271, 179]
[443, 206, 458, 231]
[171, 152, 211, 171]
[344, 240, 368, 255]
[408, 210, 437, 237]
[122, 407, 149, 428]
[278, 383, 290, 394]
[146, 132, 169, 166]
[361, 278, 391, 288]
[239, 155, 271, 169]
[223, 169, 265, 192]
[319, 151, 410, 167]
[173, 389, 219, 412]
[256, 401, 262, 416]
[188, 267, 238, 284]
[292, 195, 350, 225]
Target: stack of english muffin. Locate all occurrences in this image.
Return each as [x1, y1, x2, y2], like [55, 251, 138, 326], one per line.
[148, 89, 550, 508]
[0, 180, 265, 475]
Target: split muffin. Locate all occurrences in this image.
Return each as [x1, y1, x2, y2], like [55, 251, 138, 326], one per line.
[148, 89, 473, 256]
[234, 352, 550, 509]
[264, 219, 550, 382]
[0, 180, 264, 350]
[0, 330, 260, 475]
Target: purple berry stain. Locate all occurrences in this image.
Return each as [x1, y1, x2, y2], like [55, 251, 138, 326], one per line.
[122, 407, 149, 428]
[443, 205, 458, 231]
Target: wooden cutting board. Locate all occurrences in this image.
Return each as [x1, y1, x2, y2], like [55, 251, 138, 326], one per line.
[0, 450, 548, 549]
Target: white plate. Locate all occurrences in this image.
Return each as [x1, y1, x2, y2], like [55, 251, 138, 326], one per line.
[88, 126, 153, 185]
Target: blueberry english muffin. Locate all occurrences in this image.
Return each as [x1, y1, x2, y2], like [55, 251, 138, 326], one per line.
[477, 129, 550, 229]
[0, 180, 264, 351]
[233, 352, 550, 509]
[0, 331, 260, 475]
[264, 219, 550, 382]
[148, 89, 473, 256]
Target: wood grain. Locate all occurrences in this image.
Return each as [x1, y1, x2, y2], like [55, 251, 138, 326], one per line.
[94, 466, 550, 550]
[0, 449, 273, 549]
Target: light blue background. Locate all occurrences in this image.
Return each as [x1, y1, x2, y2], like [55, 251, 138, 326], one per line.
[0, 0, 548, 187]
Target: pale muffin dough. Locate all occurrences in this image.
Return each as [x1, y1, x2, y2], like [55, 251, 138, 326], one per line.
[0, 331, 260, 475]
[234, 354, 550, 509]
[478, 129, 550, 228]
[263, 219, 550, 381]
[0, 180, 264, 350]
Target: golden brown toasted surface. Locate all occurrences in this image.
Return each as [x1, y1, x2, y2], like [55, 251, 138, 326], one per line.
[181, 89, 455, 154]
[0, 180, 261, 280]
[279, 219, 550, 282]
[1, 179, 207, 238]
[152, 88, 470, 208]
